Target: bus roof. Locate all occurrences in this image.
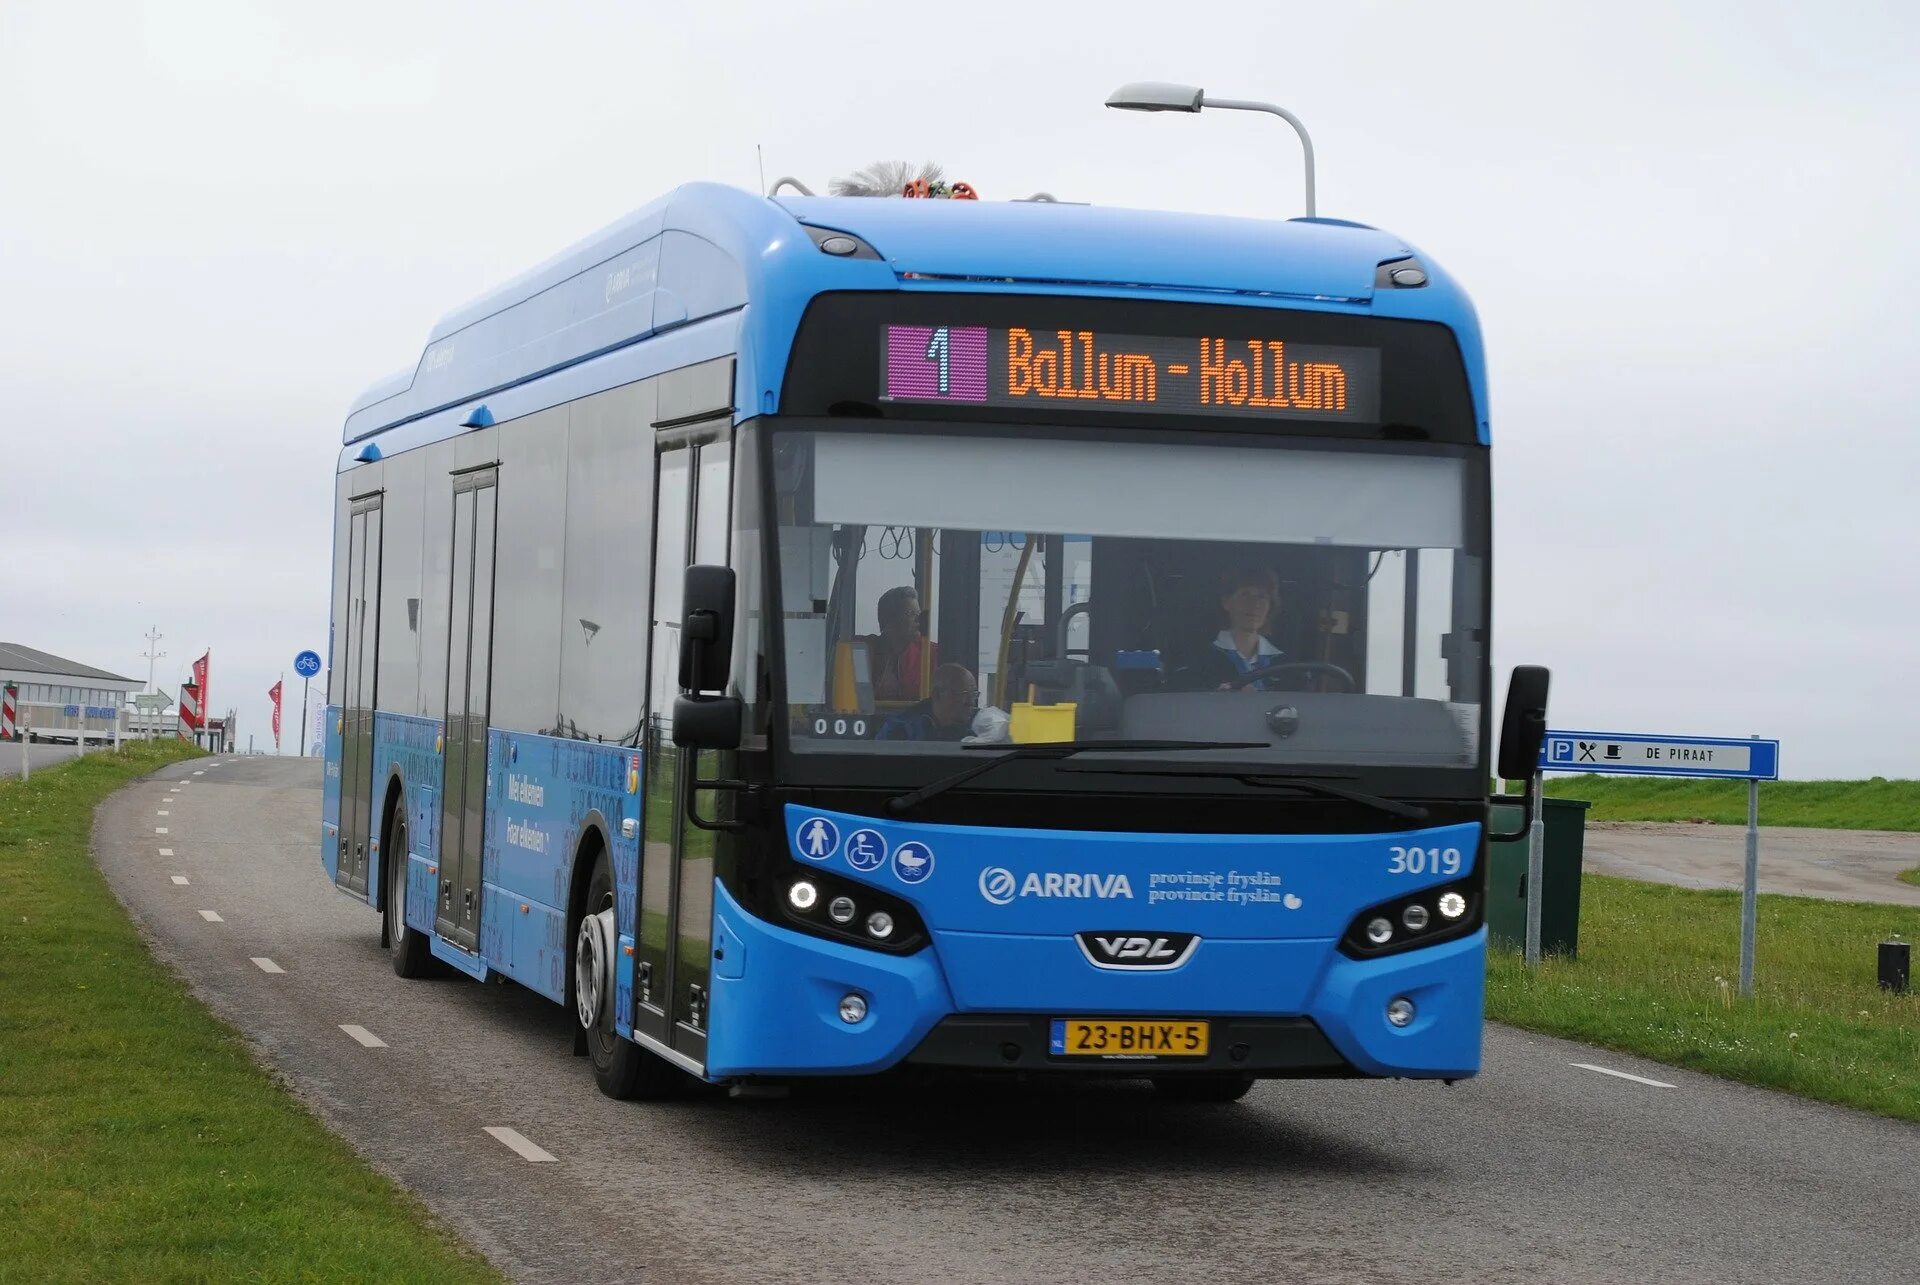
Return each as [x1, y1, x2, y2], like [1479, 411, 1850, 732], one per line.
[342, 182, 1485, 448]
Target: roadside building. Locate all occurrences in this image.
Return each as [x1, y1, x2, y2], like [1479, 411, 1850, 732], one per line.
[0, 642, 140, 743]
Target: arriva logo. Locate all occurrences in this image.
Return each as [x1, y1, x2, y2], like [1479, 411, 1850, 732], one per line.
[977, 867, 1134, 904]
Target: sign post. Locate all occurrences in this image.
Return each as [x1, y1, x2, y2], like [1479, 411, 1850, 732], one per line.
[1539, 729, 1780, 990]
[293, 650, 322, 757]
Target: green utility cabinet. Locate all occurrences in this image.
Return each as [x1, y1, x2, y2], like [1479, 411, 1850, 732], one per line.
[1486, 796, 1591, 958]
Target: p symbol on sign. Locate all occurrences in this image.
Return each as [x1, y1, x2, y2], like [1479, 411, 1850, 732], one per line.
[1550, 740, 1573, 762]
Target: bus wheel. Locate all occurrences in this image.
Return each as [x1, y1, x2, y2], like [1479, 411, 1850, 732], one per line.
[384, 814, 433, 978]
[1151, 1074, 1255, 1103]
[576, 856, 683, 1102]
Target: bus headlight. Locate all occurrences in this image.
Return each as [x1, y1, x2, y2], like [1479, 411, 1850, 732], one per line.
[866, 911, 895, 940]
[788, 880, 818, 911]
[1401, 903, 1430, 931]
[1340, 876, 1481, 958]
[1365, 917, 1394, 945]
[828, 895, 857, 924]
[1438, 890, 1468, 920]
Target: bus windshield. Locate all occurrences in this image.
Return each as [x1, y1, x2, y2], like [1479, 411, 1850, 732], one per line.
[771, 427, 1486, 771]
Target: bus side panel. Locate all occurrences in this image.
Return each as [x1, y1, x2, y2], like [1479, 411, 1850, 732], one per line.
[370, 711, 441, 923]
[474, 728, 644, 1009]
[320, 704, 342, 881]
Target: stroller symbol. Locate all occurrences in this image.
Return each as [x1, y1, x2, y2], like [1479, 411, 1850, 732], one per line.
[892, 841, 935, 884]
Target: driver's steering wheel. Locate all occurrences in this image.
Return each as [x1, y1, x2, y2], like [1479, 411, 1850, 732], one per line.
[1227, 660, 1357, 693]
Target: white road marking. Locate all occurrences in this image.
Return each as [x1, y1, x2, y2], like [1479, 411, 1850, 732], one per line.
[340, 1024, 387, 1048]
[192, 770, 204, 776]
[156, 827, 168, 834]
[170, 875, 189, 885]
[158, 810, 170, 816]
[158, 848, 173, 856]
[198, 909, 223, 922]
[484, 1126, 557, 1163]
[1573, 1062, 1675, 1089]
[251, 957, 285, 974]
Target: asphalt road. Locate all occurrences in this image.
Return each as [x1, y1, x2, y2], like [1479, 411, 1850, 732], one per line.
[0, 740, 84, 778]
[1586, 821, 1920, 906]
[95, 758, 1916, 1284]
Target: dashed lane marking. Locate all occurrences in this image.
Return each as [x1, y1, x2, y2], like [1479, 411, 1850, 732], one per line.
[158, 848, 173, 856]
[340, 1025, 387, 1048]
[1573, 1062, 1675, 1089]
[156, 827, 169, 834]
[192, 771, 204, 776]
[158, 810, 170, 816]
[198, 910, 223, 923]
[170, 875, 189, 885]
[251, 957, 285, 974]
[484, 1127, 557, 1163]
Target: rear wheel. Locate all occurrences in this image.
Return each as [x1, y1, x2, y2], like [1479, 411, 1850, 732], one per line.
[385, 813, 434, 978]
[1151, 1074, 1255, 1103]
[577, 854, 685, 1101]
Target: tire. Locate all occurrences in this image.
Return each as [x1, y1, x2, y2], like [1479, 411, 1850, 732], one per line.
[577, 854, 685, 1101]
[1151, 1074, 1255, 1103]
[385, 813, 434, 978]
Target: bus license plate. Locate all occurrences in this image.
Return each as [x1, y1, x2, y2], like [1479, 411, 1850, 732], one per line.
[1050, 1019, 1209, 1058]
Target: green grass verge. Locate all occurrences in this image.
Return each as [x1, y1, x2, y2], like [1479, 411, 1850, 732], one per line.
[1539, 775, 1920, 831]
[1487, 874, 1919, 1122]
[0, 743, 498, 1283]
[1899, 867, 1920, 889]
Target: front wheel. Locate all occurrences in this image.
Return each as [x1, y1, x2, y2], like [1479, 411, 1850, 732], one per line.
[577, 854, 688, 1101]
[385, 814, 434, 978]
[1152, 1074, 1254, 1103]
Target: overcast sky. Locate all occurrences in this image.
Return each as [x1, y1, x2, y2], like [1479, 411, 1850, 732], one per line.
[2, 1, 1914, 776]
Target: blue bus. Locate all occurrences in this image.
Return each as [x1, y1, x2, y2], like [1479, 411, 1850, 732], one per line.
[323, 181, 1549, 1101]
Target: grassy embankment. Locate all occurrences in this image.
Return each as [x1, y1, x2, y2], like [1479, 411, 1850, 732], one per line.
[1487, 873, 1918, 1122]
[0, 742, 497, 1282]
[1541, 774, 1920, 831]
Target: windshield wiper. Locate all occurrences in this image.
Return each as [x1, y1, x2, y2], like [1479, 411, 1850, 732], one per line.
[1057, 764, 1430, 821]
[886, 740, 1266, 815]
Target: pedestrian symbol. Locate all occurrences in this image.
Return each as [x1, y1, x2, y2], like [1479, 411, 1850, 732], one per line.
[845, 828, 887, 872]
[797, 816, 840, 861]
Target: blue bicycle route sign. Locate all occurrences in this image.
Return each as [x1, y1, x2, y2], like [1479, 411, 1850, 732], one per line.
[293, 650, 322, 678]
[1539, 729, 1779, 780]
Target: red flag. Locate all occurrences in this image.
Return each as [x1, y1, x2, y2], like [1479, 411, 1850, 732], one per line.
[268, 680, 283, 749]
[192, 651, 209, 711]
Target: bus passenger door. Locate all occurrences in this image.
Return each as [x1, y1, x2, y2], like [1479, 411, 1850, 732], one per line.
[336, 494, 383, 898]
[636, 426, 729, 1065]
[437, 468, 498, 953]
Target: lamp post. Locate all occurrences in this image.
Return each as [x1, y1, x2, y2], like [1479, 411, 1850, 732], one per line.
[1104, 82, 1318, 218]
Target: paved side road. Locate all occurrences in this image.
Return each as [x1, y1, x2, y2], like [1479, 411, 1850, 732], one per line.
[1586, 821, 1920, 907]
[94, 759, 1917, 1284]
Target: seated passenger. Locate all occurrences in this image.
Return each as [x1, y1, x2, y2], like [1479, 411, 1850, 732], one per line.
[867, 585, 938, 702]
[1185, 567, 1285, 691]
[877, 664, 978, 741]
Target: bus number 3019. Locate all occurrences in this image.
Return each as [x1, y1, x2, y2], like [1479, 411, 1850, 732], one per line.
[1388, 846, 1463, 876]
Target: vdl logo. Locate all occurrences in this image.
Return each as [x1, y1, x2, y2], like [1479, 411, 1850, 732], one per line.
[979, 866, 1017, 905]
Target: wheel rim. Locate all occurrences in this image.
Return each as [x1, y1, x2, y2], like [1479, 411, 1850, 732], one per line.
[575, 903, 615, 1037]
[387, 819, 407, 950]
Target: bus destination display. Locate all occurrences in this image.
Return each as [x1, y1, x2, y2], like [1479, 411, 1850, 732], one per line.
[881, 324, 1381, 422]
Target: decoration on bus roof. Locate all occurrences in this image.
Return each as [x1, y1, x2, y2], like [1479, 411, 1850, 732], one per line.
[880, 324, 1382, 422]
[829, 160, 978, 200]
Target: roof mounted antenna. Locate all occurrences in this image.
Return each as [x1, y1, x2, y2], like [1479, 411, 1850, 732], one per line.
[768, 176, 815, 197]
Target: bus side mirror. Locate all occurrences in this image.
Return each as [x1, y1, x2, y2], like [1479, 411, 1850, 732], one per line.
[1497, 664, 1550, 782]
[678, 564, 735, 695]
[672, 694, 742, 750]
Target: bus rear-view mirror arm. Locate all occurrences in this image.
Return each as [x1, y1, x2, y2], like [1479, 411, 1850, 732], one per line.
[1486, 664, 1550, 843]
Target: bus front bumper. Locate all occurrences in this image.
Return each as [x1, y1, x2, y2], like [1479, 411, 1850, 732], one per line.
[704, 884, 1485, 1081]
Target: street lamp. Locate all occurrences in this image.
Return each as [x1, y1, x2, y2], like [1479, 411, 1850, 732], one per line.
[1104, 82, 1318, 218]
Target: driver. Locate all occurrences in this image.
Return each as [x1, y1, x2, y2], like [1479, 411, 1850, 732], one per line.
[877, 664, 979, 741]
[1196, 567, 1285, 691]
